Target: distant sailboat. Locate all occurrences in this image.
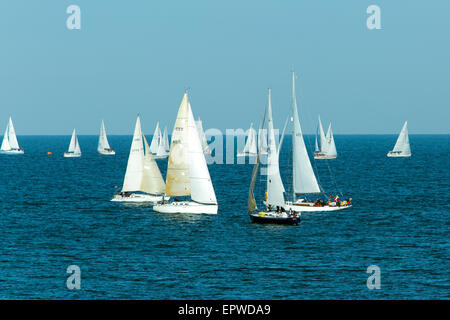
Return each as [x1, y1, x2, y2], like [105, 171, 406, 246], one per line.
[387, 121, 411, 157]
[64, 129, 82, 158]
[153, 92, 218, 214]
[258, 126, 268, 155]
[270, 72, 351, 212]
[237, 123, 257, 157]
[196, 117, 212, 155]
[314, 116, 337, 159]
[150, 122, 161, 155]
[111, 115, 168, 202]
[1, 117, 24, 155]
[98, 120, 115, 155]
[154, 126, 170, 160]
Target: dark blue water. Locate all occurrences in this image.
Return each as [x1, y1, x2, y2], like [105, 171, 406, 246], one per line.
[0, 135, 449, 299]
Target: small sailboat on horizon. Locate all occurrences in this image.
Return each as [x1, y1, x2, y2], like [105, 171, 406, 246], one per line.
[196, 117, 212, 155]
[111, 115, 168, 203]
[98, 120, 115, 155]
[314, 116, 337, 159]
[154, 126, 170, 160]
[1, 117, 24, 155]
[237, 123, 258, 157]
[387, 121, 411, 157]
[153, 91, 218, 215]
[64, 129, 82, 158]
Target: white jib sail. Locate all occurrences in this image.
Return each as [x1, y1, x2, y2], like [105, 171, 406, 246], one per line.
[98, 120, 111, 152]
[258, 126, 268, 154]
[68, 129, 77, 153]
[196, 117, 210, 153]
[150, 122, 161, 154]
[74, 133, 81, 155]
[1, 122, 11, 151]
[393, 121, 411, 155]
[165, 93, 191, 196]
[187, 100, 217, 204]
[291, 72, 321, 194]
[8, 117, 19, 149]
[121, 116, 145, 192]
[317, 115, 327, 154]
[266, 89, 285, 206]
[163, 126, 170, 152]
[141, 135, 166, 194]
[325, 123, 337, 157]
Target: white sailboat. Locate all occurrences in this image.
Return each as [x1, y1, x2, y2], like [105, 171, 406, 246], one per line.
[237, 123, 257, 157]
[150, 121, 161, 155]
[1, 117, 24, 154]
[64, 129, 82, 158]
[98, 120, 115, 155]
[111, 115, 168, 202]
[387, 121, 411, 157]
[196, 117, 212, 155]
[248, 90, 300, 225]
[153, 92, 218, 214]
[154, 126, 170, 159]
[314, 116, 337, 159]
[271, 72, 351, 212]
[258, 126, 268, 155]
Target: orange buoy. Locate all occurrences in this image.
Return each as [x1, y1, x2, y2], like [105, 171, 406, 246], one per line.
[47, 152, 52, 155]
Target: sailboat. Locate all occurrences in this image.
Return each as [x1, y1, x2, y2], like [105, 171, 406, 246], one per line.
[111, 115, 168, 202]
[150, 122, 161, 155]
[154, 126, 170, 159]
[258, 126, 268, 155]
[237, 123, 257, 157]
[314, 116, 337, 159]
[268, 72, 351, 213]
[387, 121, 411, 157]
[248, 89, 300, 225]
[98, 120, 115, 155]
[196, 117, 212, 155]
[153, 92, 218, 214]
[64, 129, 82, 157]
[1, 117, 24, 154]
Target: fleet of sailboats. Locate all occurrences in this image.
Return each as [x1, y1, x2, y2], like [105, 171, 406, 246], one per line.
[1, 117, 24, 154]
[314, 116, 337, 159]
[237, 123, 258, 157]
[387, 121, 411, 157]
[98, 120, 115, 155]
[111, 115, 168, 203]
[64, 129, 82, 158]
[153, 92, 218, 214]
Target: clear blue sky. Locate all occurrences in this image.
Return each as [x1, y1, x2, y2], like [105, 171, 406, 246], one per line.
[1, 0, 449, 134]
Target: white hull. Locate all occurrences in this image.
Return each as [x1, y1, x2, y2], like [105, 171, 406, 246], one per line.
[265, 200, 351, 212]
[64, 152, 81, 158]
[153, 154, 169, 160]
[387, 151, 411, 157]
[314, 153, 337, 159]
[98, 149, 116, 155]
[111, 193, 169, 203]
[0, 149, 24, 155]
[153, 201, 218, 214]
[237, 152, 257, 157]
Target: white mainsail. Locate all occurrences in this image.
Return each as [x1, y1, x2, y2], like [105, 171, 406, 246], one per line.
[325, 123, 337, 157]
[196, 117, 211, 154]
[150, 122, 161, 154]
[258, 126, 268, 154]
[392, 121, 411, 155]
[163, 126, 170, 152]
[1, 123, 11, 151]
[98, 120, 111, 152]
[7, 117, 19, 150]
[242, 123, 257, 154]
[266, 89, 285, 206]
[122, 117, 145, 192]
[291, 72, 321, 196]
[317, 115, 327, 154]
[142, 135, 166, 194]
[187, 102, 217, 204]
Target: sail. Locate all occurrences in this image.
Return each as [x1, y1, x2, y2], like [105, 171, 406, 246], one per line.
[163, 126, 170, 152]
[1, 123, 11, 151]
[393, 121, 411, 154]
[258, 127, 268, 154]
[196, 117, 210, 153]
[156, 126, 169, 157]
[325, 123, 337, 157]
[141, 135, 166, 194]
[187, 101, 217, 204]
[150, 122, 161, 154]
[266, 89, 285, 206]
[68, 129, 77, 153]
[121, 116, 145, 192]
[74, 134, 81, 155]
[317, 116, 327, 153]
[291, 72, 321, 194]
[165, 93, 191, 196]
[8, 117, 19, 149]
[242, 123, 257, 154]
[98, 120, 111, 151]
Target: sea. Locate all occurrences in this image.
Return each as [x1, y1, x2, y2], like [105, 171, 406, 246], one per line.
[0, 134, 448, 299]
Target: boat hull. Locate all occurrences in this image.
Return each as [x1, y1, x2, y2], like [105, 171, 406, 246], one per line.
[237, 152, 257, 157]
[387, 151, 411, 157]
[153, 201, 218, 214]
[153, 154, 169, 160]
[98, 150, 116, 155]
[0, 149, 24, 155]
[314, 152, 337, 159]
[111, 193, 169, 203]
[249, 212, 300, 225]
[284, 203, 351, 212]
[64, 152, 81, 158]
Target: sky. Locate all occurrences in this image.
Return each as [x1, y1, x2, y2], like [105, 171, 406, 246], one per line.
[0, 0, 449, 135]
